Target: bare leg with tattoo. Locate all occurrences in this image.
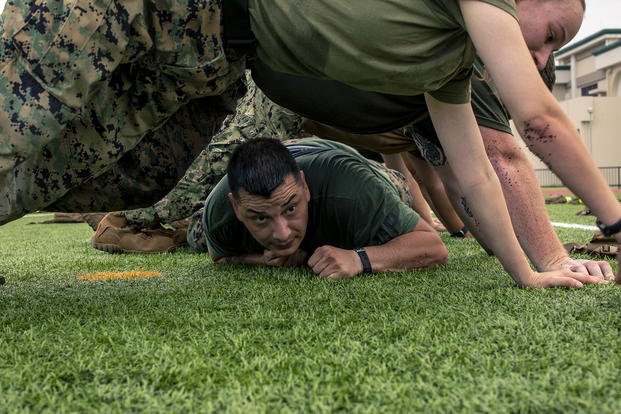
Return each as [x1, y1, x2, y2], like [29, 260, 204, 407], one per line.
[381, 153, 439, 229]
[401, 152, 466, 235]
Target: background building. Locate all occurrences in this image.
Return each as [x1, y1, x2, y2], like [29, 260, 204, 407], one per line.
[515, 29, 621, 187]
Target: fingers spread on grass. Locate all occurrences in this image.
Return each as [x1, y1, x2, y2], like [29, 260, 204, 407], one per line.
[584, 260, 614, 280]
[568, 263, 589, 275]
[555, 277, 584, 289]
[537, 275, 583, 289]
[527, 270, 608, 289]
[570, 259, 613, 280]
[558, 270, 608, 288]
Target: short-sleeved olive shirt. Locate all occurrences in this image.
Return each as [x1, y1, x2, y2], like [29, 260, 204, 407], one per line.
[411, 56, 513, 139]
[203, 139, 419, 259]
[471, 57, 512, 134]
[249, 0, 517, 104]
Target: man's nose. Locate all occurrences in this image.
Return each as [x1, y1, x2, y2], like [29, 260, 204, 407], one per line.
[272, 217, 292, 241]
[532, 48, 552, 71]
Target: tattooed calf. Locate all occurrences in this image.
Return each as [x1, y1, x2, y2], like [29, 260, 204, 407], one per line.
[460, 196, 480, 228]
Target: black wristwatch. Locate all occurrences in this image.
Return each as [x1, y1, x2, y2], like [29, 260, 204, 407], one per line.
[595, 218, 621, 237]
[354, 248, 373, 274]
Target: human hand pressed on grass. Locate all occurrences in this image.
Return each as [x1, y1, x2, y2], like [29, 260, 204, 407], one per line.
[551, 257, 615, 281]
[263, 249, 308, 267]
[307, 245, 362, 279]
[215, 250, 308, 267]
[520, 269, 608, 289]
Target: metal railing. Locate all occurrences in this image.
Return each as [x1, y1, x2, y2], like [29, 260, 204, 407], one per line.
[536, 166, 621, 188]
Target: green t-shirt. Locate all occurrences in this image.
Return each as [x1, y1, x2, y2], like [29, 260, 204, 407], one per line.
[203, 139, 419, 258]
[471, 57, 512, 134]
[249, 0, 517, 104]
[409, 56, 512, 138]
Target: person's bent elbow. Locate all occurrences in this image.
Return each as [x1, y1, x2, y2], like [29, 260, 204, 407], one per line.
[407, 221, 448, 269]
[429, 240, 449, 267]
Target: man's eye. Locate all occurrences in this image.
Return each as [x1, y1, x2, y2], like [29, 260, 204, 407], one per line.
[285, 205, 296, 214]
[547, 30, 555, 43]
[255, 216, 267, 223]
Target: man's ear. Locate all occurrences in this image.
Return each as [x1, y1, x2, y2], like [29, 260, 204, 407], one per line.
[228, 193, 243, 221]
[299, 171, 311, 202]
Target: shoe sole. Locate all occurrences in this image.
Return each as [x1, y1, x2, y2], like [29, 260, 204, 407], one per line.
[91, 241, 178, 254]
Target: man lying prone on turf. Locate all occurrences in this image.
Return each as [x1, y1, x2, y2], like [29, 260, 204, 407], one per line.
[189, 138, 447, 278]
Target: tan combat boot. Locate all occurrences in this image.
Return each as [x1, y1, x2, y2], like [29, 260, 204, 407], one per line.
[82, 212, 107, 231]
[92, 212, 188, 253]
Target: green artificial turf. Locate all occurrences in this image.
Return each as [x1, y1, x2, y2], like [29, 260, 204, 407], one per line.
[0, 209, 620, 413]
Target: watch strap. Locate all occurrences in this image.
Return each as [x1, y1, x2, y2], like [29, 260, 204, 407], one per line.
[596, 217, 621, 237]
[354, 248, 372, 274]
[450, 225, 469, 238]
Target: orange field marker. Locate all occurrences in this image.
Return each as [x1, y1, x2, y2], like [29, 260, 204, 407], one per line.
[76, 270, 162, 281]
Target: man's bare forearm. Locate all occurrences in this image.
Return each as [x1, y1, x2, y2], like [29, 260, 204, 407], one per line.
[365, 220, 448, 272]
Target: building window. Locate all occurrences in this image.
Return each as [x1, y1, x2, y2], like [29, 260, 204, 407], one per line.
[581, 84, 598, 96]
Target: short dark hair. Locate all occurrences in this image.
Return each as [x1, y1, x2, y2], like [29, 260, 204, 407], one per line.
[227, 138, 301, 198]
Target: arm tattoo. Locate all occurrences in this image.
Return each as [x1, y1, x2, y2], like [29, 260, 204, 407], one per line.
[522, 121, 557, 164]
[522, 122, 556, 145]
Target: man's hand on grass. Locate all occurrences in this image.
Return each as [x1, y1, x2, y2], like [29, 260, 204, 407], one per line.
[521, 269, 609, 289]
[215, 250, 308, 267]
[263, 249, 308, 267]
[552, 257, 615, 281]
[307, 245, 362, 279]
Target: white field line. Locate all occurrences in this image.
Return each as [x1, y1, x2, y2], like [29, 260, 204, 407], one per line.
[551, 222, 597, 231]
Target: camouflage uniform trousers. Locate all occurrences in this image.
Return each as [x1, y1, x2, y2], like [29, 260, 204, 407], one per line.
[0, 0, 245, 225]
[46, 90, 243, 213]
